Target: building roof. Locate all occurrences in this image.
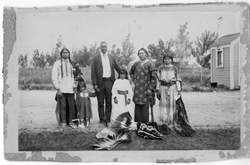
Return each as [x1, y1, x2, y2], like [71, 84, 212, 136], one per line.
[211, 33, 240, 47]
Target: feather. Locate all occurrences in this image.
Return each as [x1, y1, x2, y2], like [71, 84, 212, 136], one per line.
[111, 112, 137, 133]
[92, 112, 135, 150]
[92, 131, 131, 150]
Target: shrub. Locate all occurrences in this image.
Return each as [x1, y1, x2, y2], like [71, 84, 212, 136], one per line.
[19, 68, 53, 85]
[18, 66, 213, 92]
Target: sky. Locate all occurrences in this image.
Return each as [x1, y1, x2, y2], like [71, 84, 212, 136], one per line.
[16, 8, 241, 61]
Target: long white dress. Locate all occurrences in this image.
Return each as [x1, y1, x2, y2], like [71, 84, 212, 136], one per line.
[111, 79, 133, 121]
[157, 64, 181, 127]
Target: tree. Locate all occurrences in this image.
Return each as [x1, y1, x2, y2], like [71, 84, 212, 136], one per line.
[54, 35, 63, 59]
[45, 52, 57, 67]
[31, 50, 47, 68]
[44, 35, 64, 67]
[111, 44, 123, 65]
[148, 39, 175, 67]
[121, 34, 135, 66]
[175, 22, 193, 68]
[112, 34, 135, 66]
[18, 54, 28, 68]
[88, 43, 100, 65]
[72, 46, 91, 67]
[192, 30, 218, 68]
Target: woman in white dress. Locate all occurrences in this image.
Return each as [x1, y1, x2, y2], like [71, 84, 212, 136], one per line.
[111, 69, 133, 121]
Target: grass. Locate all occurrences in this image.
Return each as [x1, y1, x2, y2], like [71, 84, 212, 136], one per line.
[19, 128, 240, 151]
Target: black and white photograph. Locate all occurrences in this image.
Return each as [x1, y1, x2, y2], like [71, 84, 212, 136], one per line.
[2, 1, 250, 164]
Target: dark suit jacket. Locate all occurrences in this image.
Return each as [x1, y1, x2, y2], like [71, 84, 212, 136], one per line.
[91, 53, 121, 87]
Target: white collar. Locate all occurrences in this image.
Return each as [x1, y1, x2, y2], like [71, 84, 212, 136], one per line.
[62, 59, 69, 62]
[140, 59, 149, 65]
[101, 52, 108, 57]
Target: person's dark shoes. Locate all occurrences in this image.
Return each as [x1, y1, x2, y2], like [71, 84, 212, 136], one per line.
[58, 123, 67, 132]
[158, 124, 171, 135]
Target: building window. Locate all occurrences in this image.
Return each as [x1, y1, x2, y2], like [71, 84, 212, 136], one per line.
[216, 49, 223, 67]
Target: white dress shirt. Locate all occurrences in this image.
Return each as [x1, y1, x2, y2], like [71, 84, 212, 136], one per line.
[52, 59, 75, 93]
[101, 53, 111, 78]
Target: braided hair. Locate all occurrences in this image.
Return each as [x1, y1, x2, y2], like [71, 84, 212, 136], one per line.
[60, 48, 73, 78]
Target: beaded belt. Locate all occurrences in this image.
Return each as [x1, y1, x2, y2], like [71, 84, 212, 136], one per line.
[118, 90, 129, 106]
[160, 80, 175, 86]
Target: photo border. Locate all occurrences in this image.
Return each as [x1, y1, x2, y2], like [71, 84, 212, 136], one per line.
[3, 2, 250, 162]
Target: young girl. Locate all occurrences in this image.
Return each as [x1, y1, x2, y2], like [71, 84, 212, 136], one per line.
[156, 55, 182, 129]
[111, 69, 133, 121]
[74, 76, 97, 130]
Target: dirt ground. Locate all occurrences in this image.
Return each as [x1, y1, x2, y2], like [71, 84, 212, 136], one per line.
[18, 90, 241, 133]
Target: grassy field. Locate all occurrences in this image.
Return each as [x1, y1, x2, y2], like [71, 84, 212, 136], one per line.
[19, 66, 213, 91]
[19, 128, 240, 151]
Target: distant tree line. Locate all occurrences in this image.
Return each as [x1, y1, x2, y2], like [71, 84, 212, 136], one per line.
[18, 23, 218, 69]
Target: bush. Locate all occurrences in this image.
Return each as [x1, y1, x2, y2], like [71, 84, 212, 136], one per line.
[178, 66, 210, 84]
[18, 66, 214, 92]
[18, 67, 93, 88]
[80, 66, 92, 84]
[19, 68, 53, 85]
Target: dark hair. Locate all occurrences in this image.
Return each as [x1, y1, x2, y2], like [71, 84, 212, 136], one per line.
[137, 48, 149, 57]
[60, 48, 72, 77]
[162, 54, 173, 64]
[60, 48, 70, 57]
[118, 69, 128, 79]
[75, 76, 86, 91]
[100, 41, 107, 47]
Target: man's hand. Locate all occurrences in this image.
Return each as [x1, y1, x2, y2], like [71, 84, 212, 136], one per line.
[114, 97, 118, 104]
[94, 85, 99, 92]
[56, 89, 63, 98]
[127, 99, 131, 105]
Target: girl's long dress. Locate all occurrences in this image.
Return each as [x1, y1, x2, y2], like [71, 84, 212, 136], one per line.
[111, 79, 133, 121]
[157, 64, 181, 127]
[76, 91, 96, 119]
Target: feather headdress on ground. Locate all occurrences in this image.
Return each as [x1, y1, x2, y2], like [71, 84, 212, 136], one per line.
[111, 111, 137, 133]
[92, 129, 131, 150]
[92, 111, 135, 150]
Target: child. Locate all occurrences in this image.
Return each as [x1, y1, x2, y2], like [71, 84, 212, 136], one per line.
[156, 54, 182, 130]
[74, 76, 97, 130]
[111, 69, 133, 121]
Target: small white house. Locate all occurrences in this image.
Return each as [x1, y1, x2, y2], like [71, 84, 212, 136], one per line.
[210, 33, 241, 89]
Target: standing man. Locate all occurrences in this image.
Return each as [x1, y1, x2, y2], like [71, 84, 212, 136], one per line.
[52, 48, 82, 130]
[91, 41, 122, 128]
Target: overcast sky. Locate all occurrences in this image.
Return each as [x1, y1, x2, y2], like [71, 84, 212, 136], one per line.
[16, 6, 240, 61]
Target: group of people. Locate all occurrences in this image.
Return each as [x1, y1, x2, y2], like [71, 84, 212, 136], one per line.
[52, 41, 182, 132]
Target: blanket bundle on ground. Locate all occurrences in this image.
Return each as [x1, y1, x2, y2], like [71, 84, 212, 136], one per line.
[173, 96, 196, 137]
[136, 122, 163, 140]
